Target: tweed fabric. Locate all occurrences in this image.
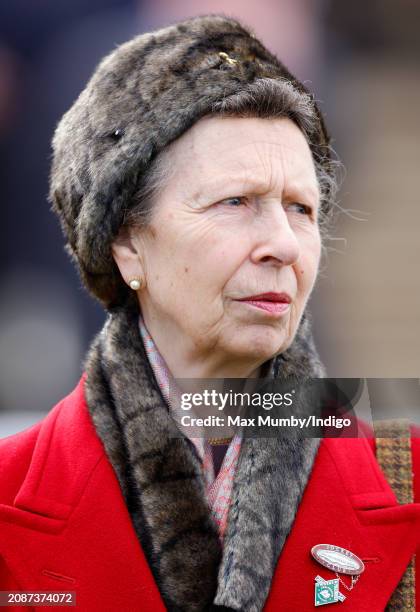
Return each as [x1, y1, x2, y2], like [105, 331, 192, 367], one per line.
[49, 14, 332, 309]
[83, 307, 324, 611]
[375, 419, 416, 611]
[138, 313, 242, 540]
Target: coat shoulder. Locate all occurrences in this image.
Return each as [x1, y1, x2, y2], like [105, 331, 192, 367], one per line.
[0, 418, 43, 506]
[0, 379, 86, 506]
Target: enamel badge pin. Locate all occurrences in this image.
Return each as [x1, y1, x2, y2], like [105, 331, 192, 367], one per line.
[311, 544, 365, 606]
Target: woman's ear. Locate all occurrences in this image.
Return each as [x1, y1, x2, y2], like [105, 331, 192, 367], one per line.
[111, 225, 144, 285]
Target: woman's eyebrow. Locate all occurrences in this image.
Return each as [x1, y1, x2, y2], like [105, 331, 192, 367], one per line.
[191, 175, 320, 205]
[191, 175, 278, 200]
[285, 181, 321, 207]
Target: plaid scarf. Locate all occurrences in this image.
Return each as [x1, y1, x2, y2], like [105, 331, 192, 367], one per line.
[138, 314, 241, 541]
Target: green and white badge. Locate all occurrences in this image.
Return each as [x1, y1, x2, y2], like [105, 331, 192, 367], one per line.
[314, 577, 342, 606]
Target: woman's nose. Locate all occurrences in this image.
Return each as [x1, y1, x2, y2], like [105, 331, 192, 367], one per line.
[249, 204, 300, 266]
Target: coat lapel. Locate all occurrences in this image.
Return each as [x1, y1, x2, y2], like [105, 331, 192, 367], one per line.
[265, 435, 420, 611]
[0, 378, 165, 611]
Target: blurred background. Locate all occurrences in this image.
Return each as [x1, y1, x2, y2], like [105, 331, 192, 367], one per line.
[1, 0, 419, 436]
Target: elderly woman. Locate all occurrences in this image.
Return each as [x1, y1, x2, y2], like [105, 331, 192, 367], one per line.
[0, 15, 419, 612]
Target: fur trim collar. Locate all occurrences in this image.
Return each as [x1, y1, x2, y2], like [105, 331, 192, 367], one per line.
[84, 308, 324, 611]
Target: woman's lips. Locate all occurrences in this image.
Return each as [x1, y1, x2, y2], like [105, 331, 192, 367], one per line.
[235, 292, 292, 316]
[240, 300, 290, 315]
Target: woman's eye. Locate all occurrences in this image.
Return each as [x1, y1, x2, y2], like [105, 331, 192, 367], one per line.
[220, 196, 246, 207]
[287, 202, 312, 215]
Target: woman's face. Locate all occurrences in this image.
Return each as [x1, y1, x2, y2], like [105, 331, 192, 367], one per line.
[117, 116, 321, 371]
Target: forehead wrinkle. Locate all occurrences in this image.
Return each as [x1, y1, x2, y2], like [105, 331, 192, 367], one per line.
[189, 166, 278, 204]
[236, 140, 317, 202]
[188, 159, 318, 206]
[190, 141, 285, 199]
[276, 141, 319, 204]
[173, 126, 318, 203]
[238, 138, 316, 193]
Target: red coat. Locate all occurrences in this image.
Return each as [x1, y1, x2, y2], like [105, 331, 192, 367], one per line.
[1, 377, 419, 611]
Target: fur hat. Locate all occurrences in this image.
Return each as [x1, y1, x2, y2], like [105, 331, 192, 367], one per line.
[49, 14, 331, 309]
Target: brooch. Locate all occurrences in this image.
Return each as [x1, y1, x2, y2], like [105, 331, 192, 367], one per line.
[311, 544, 365, 606]
[218, 51, 239, 66]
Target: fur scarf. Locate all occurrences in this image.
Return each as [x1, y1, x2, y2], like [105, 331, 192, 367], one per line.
[83, 307, 325, 611]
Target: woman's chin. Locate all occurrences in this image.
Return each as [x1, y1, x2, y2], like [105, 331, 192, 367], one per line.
[226, 330, 290, 368]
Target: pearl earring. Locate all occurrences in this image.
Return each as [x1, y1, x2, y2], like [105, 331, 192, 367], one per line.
[129, 278, 142, 291]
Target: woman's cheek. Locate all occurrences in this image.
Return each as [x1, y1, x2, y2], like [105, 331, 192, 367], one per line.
[299, 238, 321, 289]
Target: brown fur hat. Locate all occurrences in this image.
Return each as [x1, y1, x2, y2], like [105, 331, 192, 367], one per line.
[49, 14, 331, 309]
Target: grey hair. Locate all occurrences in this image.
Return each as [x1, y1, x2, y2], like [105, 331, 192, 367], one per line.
[123, 78, 340, 237]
